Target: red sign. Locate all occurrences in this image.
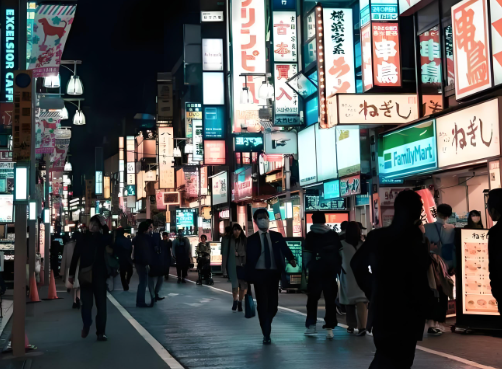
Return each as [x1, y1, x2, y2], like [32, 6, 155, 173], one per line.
[0, 103, 13, 126]
[306, 212, 349, 233]
[204, 140, 226, 165]
[416, 189, 437, 224]
[361, 23, 373, 91]
[372, 23, 401, 87]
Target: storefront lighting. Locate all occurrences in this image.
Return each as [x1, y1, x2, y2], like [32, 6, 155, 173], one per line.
[240, 87, 253, 104]
[44, 208, 50, 224]
[29, 201, 37, 221]
[60, 106, 69, 120]
[73, 110, 86, 125]
[64, 160, 72, 172]
[90, 208, 96, 217]
[67, 75, 84, 95]
[14, 163, 29, 203]
[174, 147, 182, 158]
[258, 81, 274, 100]
[44, 73, 60, 88]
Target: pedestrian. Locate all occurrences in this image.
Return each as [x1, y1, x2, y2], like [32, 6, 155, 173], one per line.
[245, 208, 296, 345]
[61, 232, 81, 308]
[221, 226, 232, 278]
[339, 221, 348, 241]
[115, 227, 133, 291]
[161, 232, 173, 281]
[339, 222, 368, 336]
[351, 190, 431, 368]
[145, 219, 166, 302]
[69, 215, 114, 341]
[172, 229, 193, 283]
[132, 221, 155, 307]
[227, 223, 248, 312]
[197, 235, 211, 256]
[488, 188, 502, 313]
[303, 211, 342, 339]
[466, 210, 484, 229]
[424, 203, 455, 334]
[357, 222, 367, 241]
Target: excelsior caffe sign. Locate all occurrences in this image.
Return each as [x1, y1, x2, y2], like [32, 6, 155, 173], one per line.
[437, 98, 501, 168]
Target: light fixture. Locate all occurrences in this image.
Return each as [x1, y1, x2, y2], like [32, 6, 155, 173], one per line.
[44, 208, 50, 224]
[60, 105, 69, 120]
[64, 160, 72, 172]
[258, 81, 274, 100]
[14, 163, 30, 203]
[240, 87, 253, 104]
[29, 201, 37, 221]
[44, 73, 60, 88]
[174, 147, 182, 158]
[67, 75, 84, 95]
[285, 201, 293, 219]
[73, 110, 86, 125]
[90, 208, 96, 217]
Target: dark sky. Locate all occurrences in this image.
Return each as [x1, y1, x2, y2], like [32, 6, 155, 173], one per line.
[61, 0, 199, 196]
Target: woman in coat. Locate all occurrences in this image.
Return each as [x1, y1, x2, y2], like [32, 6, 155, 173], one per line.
[172, 230, 193, 283]
[133, 221, 155, 307]
[61, 232, 82, 308]
[227, 224, 248, 312]
[339, 221, 368, 336]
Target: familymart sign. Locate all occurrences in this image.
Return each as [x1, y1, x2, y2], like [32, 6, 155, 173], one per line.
[379, 119, 437, 179]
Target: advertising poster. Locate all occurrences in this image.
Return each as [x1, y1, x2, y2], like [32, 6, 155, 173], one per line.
[340, 175, 361, 197]
[193, 120, 204, 162]
[372, 23, 401, 87]
[212, 171, 227, 205]
[336, 127, 360, 177]
[0, 194, 13, 223]
[436, 99, 500, 168]
[306, 212, 349, 233]
[235, 136, 263, 152]
[316, 125, 337, 181]
[185, 103, 202, 139]
[231, 0, 265, 133]
[176, 209, 197, 236]
[233, 166, 253, 202]
[184, 171, 199, 198]
[298, 125, 317, 186]
[158, 127, 175, 189]
[202, 39, 223, 71]
[209, 242, 222, 265]
[203, 106, 225, 139]
[272, 11, 297, 62]
[416, 188, 437, 224]
[285, 240, 302, 273]
[323, 8, 355, 96]
[204, 140, 225, 165]
[274, 63, 299, 125]
[27, 4, 76, 77]
[361, 23, 373, 92]
[461, 229, 499, 315]
[452, 0, 492, 99]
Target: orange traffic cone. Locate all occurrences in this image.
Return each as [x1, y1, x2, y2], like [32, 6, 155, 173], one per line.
[6, 332, 37, 353]
[45, 270, 59, 300]
[28, 272, 40, 303]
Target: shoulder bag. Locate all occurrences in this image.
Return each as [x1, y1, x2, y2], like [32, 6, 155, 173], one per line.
[245, 286, 256, 319]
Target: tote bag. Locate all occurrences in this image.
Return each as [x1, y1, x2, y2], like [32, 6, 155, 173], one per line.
[245, 287, 256, 319]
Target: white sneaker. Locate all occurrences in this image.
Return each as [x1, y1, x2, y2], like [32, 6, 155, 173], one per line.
[304, 326, 317, 336]
[326, 328, 334, 339]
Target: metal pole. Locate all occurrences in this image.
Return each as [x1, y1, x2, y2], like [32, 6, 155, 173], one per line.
[285, 155, 293, 237]
[44, 155, 51, 285]
[28, 76, 36, 278]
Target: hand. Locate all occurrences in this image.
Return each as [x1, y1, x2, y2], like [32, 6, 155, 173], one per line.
[235, 251, 239, 257]
[290, 259, 297, 268]
[68, 277, 74, 285]
[430, 243, 439, 252]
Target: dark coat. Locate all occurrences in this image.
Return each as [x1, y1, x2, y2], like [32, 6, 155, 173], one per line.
[245, 230, 294, 282]
[69, 232, 108, 280]
[304, 228, 342, 276]
[115, 235, 133, 268]
[132, 233, 153, 266]
[351, 225, 431, 340]
[149, 236, 172, 277]
[489, 222, 502, 304]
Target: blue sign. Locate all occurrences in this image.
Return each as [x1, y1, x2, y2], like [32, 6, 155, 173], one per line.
[356, 194, 370, 206]
[126, 185, 136, 196]
[273, 0, 295, 10]
[379, 177, 403, 185]
[203, 106, 225, 139]
[371, 2, 398, 21]
[176, 208, 197, 235]
[323, 180, 340, 200]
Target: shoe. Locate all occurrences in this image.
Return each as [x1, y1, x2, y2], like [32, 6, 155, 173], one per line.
[136, 303, 150, 308]
[357, 329, 367, 336]
[155, 295, 165, 301]
[347, 327, 354, 334]
[81, 326, 90, 338]
[149, 299, 155, 307]
[304, 325, 317, 336]
[97, 334, 108, 342]
[124, 286, 129, 291]
[72, 302, 78, 309]
[263, 336, 272, 345]
[232, 300, 238, 312]
[238, 301, 243, 312]
[326, 328, 334, 339]
[182, 279, 186, 283]
[427, 327, 443, 336]
[177, 279, 181, 284]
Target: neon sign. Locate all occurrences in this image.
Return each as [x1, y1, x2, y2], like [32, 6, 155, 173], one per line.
[4, 9, 15, 102]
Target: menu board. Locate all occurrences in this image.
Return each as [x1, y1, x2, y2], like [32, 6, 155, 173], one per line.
[285, 240, 302, 274]
[305, 194, 346, 211]
[209, 241, 222, 266]
[461, 229, 499, 315]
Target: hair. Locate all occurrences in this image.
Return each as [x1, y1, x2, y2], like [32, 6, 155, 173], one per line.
[488, 189, 502, 215]
[437, 204, 453, 219]
[102, 224, 110, 235]
[116, 228, 125, 237]
[138, 221, 150, 234]
[392, 190, 423, 227]
[345, 221, 361, 247]
[312, 211, 326, 224]
[146, 219, 154, 225]
[200, 235, 207, 241]
[467, 210, 483, 229]
[341, 221, 348, 232]
[162, 232, 168, 237]
[232, 223, 247, 242]
[90, 215, 104, 231]
[253, 208, 269, 221]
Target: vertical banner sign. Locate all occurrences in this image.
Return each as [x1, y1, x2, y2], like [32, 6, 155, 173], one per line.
[158, 82, 173, 121]
[3, 8, 15, 102]
[315, 6, 328, 129]
[35, 110, 59, 154]
[202, 39, 224, 71]
[185, 102, 201, 140]
[452, 0, 492, 99]
[361, 23, 373, 91]
[416, 188, 437, 224]
[445, 25, 455, 88]
[272, 11, 297, 62]
[13, 70, 33, 162]
[158, 127, 175, 189]
[372, 23, 401, 87]
[27, 4, 76, 77]
[323, 8, 355, 97]
[200, 166, 208, 196]
[420, 27, 443, 116]
[126, 136, 136, 186]
[490, 0, 502, 86]
[274, 64, 299, 125]
[231, 0, 266, 133]
[193, 120, 204, 162]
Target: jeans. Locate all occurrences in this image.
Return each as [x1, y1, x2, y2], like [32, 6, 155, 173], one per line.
[81, 277, 107, 335]
[253, 270, 281, 337]
[305, 272, 338, 329]
[120, 264, 133, 290]
[176, 265, 188, 279]
[135, 264, 154, 305]
[149, 275, 164, 296]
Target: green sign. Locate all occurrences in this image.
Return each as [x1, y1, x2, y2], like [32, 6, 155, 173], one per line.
[285, 240, 302, 274]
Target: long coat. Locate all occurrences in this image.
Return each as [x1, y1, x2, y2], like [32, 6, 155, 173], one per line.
[339, 240, 367, 305]
[226, 237, 247, 289]
[172, 237, 193, 268]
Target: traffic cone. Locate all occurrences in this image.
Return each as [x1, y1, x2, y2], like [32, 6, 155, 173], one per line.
[28, 272, 40, 303]
[5, 332, 37, 353]
[45, 270, 59, 300]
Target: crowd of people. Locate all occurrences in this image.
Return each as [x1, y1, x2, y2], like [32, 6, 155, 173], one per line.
[57, 188, 502, 369]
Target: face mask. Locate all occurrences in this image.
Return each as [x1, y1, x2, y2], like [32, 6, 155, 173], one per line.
[257, 218, 270, 230]
[471, 216, 481, 224]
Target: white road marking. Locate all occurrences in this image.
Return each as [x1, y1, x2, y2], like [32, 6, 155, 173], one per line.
[107, 293, 184, 369]
[173, 275, 497, 369]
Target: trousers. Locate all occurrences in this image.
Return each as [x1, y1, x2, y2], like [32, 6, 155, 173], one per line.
[176, 265, 188, 279]
[305, 272, 338, 329]
[135, 264, 154, 305]
[80, 277, 107, 335]
[120, 264, 133, 290]
[370, 335, 418, 369]
[149, 275, 164, 296]
[253, 270, 280, 337]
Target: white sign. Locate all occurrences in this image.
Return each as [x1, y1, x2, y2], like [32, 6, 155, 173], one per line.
[336, 127, 361, 177]
[272, 11, 297, 62]
[298, 125, 317, 186]
[323, 8, 355, 96]
[201, 11, 224, 22]
[316, 125, 338, 181]
[159, 126, 175, 189]
[437, 98, 500, 168]
[126, 136, 136, 186]
[264, 131, 298, 155]
[203, 72, 224, 105]
[202, 39, 223, 71]
[212, 171, 228, 206]
[274, 63, 299, 121]
[193, 120, 204, 162]
[452, 0, 492, 99]
[231, 0, 266, 133]
[491, 0, 502, 86]
[327, 93, 419, 125]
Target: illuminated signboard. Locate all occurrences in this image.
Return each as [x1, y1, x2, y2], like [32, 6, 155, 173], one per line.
[298, 125, 317, 186]
[185, 103, 202, 139]
[361, 23, 373, 92]
[203, 106, 225, 139]
[126, 185, 136, 196]
[272, 11, 297, 63]
[212, 171, 228, 205]
[492, 0, 502, 86]
[233, 166, 253, 202]
[95, 171, 103, 195]
[3, 8, 15, 102]
[340, 175, 361, 197]
[306, 212, 349, 233]
[235, 135, 263, 152]
[158, 126, 175, 189]
[360, 0, 398, 26]
[204, 140, 226, 165]
[274, 63, 299, 125]
[163, 192, 180, 205]
[203, 72, 224, 105]
[176, 208, 197, 236]
[315, 125, 337, 181]
[193, 120, 204, 162]
[201, 11, 224, 22]
[202, 38, 223, 71]
[336, 127, 361, 177]
[372, 23, 401, 87]
[324, 180, 340, 200]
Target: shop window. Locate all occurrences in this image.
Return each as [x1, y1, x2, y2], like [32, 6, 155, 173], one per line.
[306, 96, 319, 126]
[419, 26, 443, 116]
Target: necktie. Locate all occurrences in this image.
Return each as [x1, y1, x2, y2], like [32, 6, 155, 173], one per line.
[262, 232, 271, 269]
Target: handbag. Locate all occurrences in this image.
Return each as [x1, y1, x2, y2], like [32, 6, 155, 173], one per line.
[244, 287, 256, 319]
[105, 253, 120, 278]
[78, 243, 97, 286]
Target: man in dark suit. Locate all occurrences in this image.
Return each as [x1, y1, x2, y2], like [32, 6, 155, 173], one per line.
[246, 208, 296, 345]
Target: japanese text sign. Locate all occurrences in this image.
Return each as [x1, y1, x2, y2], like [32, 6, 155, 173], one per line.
[361, 24, 374, 92]
[185, 103, 201, 139]
[437, 98, 500, 168]
[274, 63, 299, 122]
[452, 0, 492, 99]
[372, 23, 401, 87]
[416, 188, 437, 224]
[231, 0, 266, 133]
[158, 127, 175, 189]
[361, 0, 398, 26]
[327, 93, 418, 125]
[193, 120, 203, 162]
[490, 0, 502, 86]
[419, 27, 441, 86]
[204, 140, 225, 165]
[340, 175, 361, 197]
[272, 11, 297, 62]
[306, 212, 349, 233]
[233, 166, 253, 202]
[13, 70, 33, 162]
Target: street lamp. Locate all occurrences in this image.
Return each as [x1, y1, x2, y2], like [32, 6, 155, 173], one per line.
[67, 75, 84, 95]
[73, 110, 86, 125]
[14, 163, 30, 203]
